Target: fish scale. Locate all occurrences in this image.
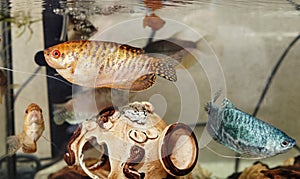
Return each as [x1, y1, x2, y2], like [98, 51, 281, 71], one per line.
[205, 98, 295, 158]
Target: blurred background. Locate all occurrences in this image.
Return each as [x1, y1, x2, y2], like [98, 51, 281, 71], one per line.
[0, 0, 299, 178]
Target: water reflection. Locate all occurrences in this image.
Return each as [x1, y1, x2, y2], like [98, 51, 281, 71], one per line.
[0, 0, 298, 40]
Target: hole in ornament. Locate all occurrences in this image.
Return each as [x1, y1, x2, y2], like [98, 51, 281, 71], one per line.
[169, 128, 197, 170]
[82, 137, 111, 177]
[160, 123, 198, 176]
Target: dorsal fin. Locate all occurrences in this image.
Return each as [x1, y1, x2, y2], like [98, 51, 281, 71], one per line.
[213, 90, 222, 103]
[119, 44, 144, 54]
[222, 98, 237, 109]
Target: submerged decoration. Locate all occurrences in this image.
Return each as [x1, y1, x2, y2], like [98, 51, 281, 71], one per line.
[64, 101, 198, 178]
[228, 155, 300, 178]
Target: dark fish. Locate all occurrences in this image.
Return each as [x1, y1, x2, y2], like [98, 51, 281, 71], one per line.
[144, 38, 197, 55]
[143, 35, 214, 68]
[205, 98, 295, 158]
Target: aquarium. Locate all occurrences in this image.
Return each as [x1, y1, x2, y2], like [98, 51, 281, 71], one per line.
[0, 0, 299, 178]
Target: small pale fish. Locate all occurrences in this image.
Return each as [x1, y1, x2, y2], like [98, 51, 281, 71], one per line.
[44, 40, 177, 91]
[53, 88, 132, 125]
[0, 103, 45, 159]
[205, 98, 295, 158]
[143, 13, 165, 31]
[0, 69, 7, 104]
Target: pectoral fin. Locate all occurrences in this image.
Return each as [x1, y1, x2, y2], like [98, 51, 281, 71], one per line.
[130, 74, 156, 91]
[22, 142, 37, 153]
[56, 69, 74, 83]
[22, 135, 37, 153]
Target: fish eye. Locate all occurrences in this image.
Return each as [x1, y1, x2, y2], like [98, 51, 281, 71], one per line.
[52, 49, 61, 59]
[281, 140, 289, 147]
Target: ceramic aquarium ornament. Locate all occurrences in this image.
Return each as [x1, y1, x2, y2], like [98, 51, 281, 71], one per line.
[64, 101, 198, 179]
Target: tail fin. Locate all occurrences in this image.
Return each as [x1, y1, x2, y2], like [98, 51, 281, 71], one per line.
[171, 50, 197, 69]
[7, 135, 22, 156]
[168, 48, 189, 61]
[152, 58, 178, 82]
[0, 135, 22, 160]
[53, 103, 85, 125]
[53, 104, 71, 125]
[213, 90, 222, 103]
[171, 34, 216, 69]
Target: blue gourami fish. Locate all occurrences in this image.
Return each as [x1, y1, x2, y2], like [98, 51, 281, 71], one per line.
[205, 98, 295, 158]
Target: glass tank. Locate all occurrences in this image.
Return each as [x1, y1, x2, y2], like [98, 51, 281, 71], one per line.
[0, 0, 299, 178]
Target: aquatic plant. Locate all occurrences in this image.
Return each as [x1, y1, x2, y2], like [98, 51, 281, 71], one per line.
[0, 11, 41, 40]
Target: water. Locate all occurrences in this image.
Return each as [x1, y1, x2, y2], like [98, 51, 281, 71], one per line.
[0, 0, 300, 178]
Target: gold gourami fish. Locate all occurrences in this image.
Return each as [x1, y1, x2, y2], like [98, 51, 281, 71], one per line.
[0, 103, 45, 159]
[43, 40, 177, 91]
[0, 69, 7, 104]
